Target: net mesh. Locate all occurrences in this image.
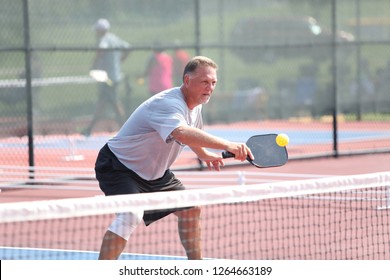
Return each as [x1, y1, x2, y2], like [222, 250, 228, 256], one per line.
[1, 172, 389, 260]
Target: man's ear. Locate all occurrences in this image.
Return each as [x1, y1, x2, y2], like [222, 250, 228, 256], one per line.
[183, 74, 190, 86]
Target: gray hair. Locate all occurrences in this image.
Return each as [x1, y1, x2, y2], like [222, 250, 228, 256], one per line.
[182, 56, 218, 81]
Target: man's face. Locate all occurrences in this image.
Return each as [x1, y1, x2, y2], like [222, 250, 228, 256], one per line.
[184, 65, 217, 109]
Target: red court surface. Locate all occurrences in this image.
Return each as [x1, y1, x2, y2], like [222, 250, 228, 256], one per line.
[1, 153, 389, 202]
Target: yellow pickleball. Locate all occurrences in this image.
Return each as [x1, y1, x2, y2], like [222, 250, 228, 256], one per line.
[276, 133, 289, 147]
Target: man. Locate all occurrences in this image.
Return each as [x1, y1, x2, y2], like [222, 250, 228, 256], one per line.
[84, 18, 130, 136]
[95, 56, 254, 260]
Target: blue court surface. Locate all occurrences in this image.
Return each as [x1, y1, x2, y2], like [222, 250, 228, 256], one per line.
[0, 247, 186, 260]
[205, 129, 390, 145]
[1, 128, 389, 150]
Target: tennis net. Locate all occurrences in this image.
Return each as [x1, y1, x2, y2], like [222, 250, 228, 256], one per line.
[0, 172, 389, 260]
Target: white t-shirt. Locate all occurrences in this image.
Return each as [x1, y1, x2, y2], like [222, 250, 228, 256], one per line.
[108, 87, 203, 180]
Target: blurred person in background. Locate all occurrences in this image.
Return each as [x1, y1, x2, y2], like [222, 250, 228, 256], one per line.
[172, 40, 190, 85]
[140, 43, 173, 96]
[84, 18, 130, 136]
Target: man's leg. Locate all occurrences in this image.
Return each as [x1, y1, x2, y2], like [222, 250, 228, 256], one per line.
[98, 230, 127, 260]
[84, 97, 105, 136]
[175, 207, 202, 260]
[107, 83, 125, 127]
[98, 211, 143, 260]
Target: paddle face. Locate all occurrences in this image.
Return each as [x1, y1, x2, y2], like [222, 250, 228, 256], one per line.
[222, 134, 288, 168]
[89, 70, 112, 85]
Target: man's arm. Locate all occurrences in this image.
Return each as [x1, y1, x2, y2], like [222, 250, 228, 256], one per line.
[190, 146, 224, 171]
[171, 126, 253, 162]
[120, 49, 130, 62]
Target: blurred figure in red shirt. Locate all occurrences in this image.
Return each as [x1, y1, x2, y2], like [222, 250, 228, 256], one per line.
[172, 43, 190, 85]
[142, 43, 173, 96]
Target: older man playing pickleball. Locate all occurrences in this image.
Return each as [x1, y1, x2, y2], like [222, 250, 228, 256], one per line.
[95, 56, 254, 260]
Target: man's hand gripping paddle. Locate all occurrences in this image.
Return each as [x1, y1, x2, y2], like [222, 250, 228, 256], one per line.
[222, 134, 288, 168]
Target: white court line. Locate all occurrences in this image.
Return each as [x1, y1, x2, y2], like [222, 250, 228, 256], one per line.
[0, 165, 336, 191]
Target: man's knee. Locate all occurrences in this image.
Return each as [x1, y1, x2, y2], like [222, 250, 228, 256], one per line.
[108, 210, 143, 240]
[175, 206, 201, 220]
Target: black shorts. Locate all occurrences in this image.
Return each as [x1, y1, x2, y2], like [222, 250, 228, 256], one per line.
[95, 144, 187, 225]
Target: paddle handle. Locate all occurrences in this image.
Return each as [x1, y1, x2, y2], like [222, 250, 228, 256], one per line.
[222, 151, 234, 158]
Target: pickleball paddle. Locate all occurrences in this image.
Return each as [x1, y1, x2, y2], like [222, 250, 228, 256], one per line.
[222, 134, 288, 168]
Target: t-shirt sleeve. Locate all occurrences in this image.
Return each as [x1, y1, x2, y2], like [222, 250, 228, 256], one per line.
[148, 102, 188, 143]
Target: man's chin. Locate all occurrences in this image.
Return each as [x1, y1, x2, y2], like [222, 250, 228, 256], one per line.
[201, 96, 211, 104]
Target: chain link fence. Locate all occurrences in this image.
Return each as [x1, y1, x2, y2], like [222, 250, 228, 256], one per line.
[1, 0, 390, 168]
